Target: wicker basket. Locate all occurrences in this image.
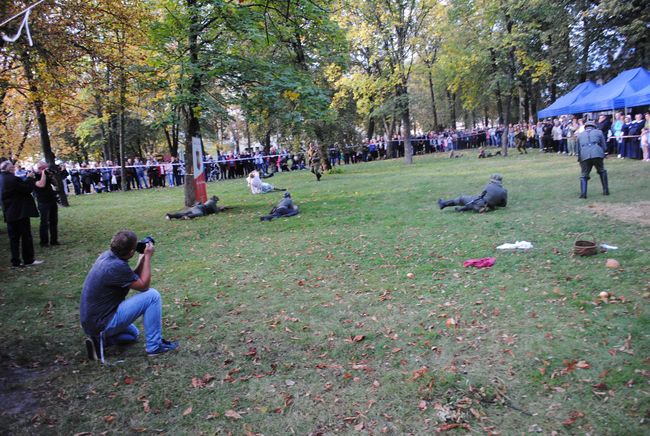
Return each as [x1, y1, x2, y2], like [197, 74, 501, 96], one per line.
[574, 233, 597, 256]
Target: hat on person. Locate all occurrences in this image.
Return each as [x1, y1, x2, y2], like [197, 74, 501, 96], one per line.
[283, 191, 291, 198]
[584, 119, 597, 128]
[489, 173, 503, 183]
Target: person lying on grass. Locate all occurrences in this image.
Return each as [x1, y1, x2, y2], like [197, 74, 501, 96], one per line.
[246, 170, 286, 194]
[438, 173, 508, 213]
[260, 191, 300, 221]
[165, 195, 229, 220]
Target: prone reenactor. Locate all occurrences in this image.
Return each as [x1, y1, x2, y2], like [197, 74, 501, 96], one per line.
[437, 174, 508, 213]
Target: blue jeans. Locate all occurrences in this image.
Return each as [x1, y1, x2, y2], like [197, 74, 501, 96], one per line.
[103, 288, 162, 353]
[136, 173, 149, 189]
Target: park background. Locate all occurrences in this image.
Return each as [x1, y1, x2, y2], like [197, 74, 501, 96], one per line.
[1, 0, 649, 434]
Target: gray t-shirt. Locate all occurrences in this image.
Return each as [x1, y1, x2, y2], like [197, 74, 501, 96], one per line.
[79, 250, 138, 336]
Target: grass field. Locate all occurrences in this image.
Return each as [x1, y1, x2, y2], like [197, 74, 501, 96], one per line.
[1, 151, 649, 435]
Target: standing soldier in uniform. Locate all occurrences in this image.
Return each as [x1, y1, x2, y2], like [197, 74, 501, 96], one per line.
[577, 118, 609, 199]
[307, 142, 322, 181]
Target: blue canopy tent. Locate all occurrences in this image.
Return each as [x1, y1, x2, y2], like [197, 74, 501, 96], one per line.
[617, 84, 650, 109]
[537, 81, 599, 118]
[568, 67, 650, 114]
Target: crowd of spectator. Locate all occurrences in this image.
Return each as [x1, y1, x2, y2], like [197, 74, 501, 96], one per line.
[3, 111, 648, 197]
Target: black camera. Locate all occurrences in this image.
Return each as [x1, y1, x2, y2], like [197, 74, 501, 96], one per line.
[135, 236, 155, 254]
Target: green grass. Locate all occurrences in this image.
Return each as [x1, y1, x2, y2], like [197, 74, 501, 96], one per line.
[1, 152, 649, 434]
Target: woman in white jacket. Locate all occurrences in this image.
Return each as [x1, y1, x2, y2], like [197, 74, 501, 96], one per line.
[246, 170, 285, 194]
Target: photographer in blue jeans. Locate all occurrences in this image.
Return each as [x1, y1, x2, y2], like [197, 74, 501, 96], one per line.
[79, 230, 178, 362]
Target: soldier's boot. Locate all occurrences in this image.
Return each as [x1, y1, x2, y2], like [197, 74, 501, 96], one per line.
[599, 172, 609, 195]
[437, 199, 454, 209]
[579, 178, 588, 199]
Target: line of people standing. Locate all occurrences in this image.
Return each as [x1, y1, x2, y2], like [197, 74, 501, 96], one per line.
[0, 158, 58, 268]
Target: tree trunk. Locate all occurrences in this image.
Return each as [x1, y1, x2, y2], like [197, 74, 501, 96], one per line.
[20, 50, 68, 206]
[523, 77, 531, 122]
[427, 69, 439, 129]
[367, 117, 375, 140]
[397, 82, 413, 165]
[446, 90, 457, 129]
[119, 54, 127, 191]
[183, 0, 203, 207]
[263, 129, 271, 154]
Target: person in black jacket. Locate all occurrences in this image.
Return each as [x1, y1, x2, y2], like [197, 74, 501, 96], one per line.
[0, 160, 43, 267]
[34, 162, 60, 246]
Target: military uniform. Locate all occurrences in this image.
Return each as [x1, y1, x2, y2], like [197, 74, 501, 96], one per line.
[308, 144, 322, 181]
[438, 175, 508, 213]
[577, 121, 609, 198]
[165, 196, 225, 220]
[261, 192, 300, 221]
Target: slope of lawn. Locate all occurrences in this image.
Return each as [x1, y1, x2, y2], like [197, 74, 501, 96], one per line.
[1, 151, 648, 434]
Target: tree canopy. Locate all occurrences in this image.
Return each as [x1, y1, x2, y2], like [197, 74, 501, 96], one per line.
[1, 0, 647, 174]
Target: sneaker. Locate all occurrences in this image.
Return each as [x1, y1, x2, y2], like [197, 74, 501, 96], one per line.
[85, 336, 99, 361]
[147, 339, 179, 356]
[24, 260, 44, 266]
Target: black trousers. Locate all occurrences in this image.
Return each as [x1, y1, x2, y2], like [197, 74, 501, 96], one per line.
[167, 211, 204, 220]
[580, 158, 606, 179]
[6, 217, 35, 266]
[38, 201, 58, 245]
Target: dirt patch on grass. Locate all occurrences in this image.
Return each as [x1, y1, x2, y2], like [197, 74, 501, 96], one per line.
[585, 201, 650, 227]
[0, 365, 45, 419]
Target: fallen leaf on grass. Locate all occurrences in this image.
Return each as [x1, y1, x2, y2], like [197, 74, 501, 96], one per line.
[103, 414, 116, 423]
[445, 318, 457, 328]
[418, 400, 427, 411]
[225, 410, 242, 419]
[191, 373, 215, 388]
[410, 366, 428, 381]
[182, 406, 193, 416]
[205, 412, 220, 420]
[437, 423, 471, 431]
[123, 376, 134, 385]
[575, 361, 590, 369]
[164, 399, 172, 409]
[562, 410, 585, 426]
[345, 335, 365, 343]
[354, 422, 365, 431]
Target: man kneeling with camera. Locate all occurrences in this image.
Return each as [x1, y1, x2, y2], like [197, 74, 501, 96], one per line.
[80, 231, 178, 362]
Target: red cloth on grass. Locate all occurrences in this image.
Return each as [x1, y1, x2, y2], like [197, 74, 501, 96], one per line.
[463, 257, 496, 268]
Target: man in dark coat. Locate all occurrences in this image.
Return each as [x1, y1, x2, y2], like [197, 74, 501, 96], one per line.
[0, 160, 43, 267]
[577, 119, 609, 198]
[165, 196, 227, 220]
[260, 191, 300, 221]
[438, 174, 508, 213]
[596, 114, 612, 140]
[34, 162, 60, 246]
